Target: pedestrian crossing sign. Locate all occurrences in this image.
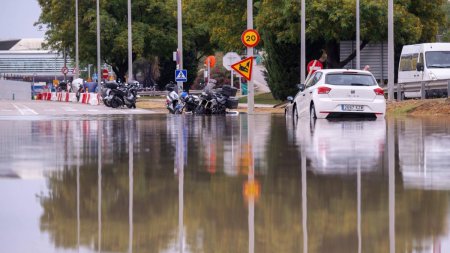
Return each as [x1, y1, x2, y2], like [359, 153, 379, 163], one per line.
[175, 69, 188, 82]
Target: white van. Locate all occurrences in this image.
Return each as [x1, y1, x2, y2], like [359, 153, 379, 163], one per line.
[398, 43, 450, 97]
[399, 43, 450, 83]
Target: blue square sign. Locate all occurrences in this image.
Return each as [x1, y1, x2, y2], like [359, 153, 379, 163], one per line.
[175, 69, 188, 82]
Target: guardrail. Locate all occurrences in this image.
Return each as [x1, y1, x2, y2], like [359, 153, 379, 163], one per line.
[383, 79, 450, 101]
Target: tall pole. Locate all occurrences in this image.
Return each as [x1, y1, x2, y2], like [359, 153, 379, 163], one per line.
[127, 0, 133, 82]
[356, 0, 360, 70]
[300, 0, 306, 84]
[247, 0, 254, 114]
[75, 0, 79, 79]
[96, 0, 101, 87]
[177, 0, 183, 94]
[388, 0, 394, 101]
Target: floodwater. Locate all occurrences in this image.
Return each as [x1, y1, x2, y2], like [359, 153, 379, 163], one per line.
[0, 114, 450, 253]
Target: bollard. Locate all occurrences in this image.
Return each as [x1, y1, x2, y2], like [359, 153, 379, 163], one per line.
[448, 80, 450, 98]
[421, 82, 426, 100]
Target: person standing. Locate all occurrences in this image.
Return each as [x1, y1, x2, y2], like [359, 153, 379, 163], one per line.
[306, 49, 328, 82]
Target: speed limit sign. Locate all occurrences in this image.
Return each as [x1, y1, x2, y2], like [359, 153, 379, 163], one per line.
[241, 29, 260, 48]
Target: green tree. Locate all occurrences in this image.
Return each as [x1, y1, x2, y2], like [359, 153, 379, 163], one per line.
[36, 0, 212, 86]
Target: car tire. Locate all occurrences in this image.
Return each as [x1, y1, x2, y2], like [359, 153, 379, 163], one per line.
[310, 104, 317, 120]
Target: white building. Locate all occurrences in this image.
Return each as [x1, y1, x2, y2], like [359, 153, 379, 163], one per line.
[0, 38, 73, 78]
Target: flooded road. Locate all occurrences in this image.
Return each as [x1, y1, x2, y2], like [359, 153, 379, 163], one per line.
[1, 115, 450, 253]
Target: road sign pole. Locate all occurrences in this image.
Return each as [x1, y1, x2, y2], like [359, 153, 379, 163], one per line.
[207, 57, 211, 83]
[96, 0, 101, 86]
[231, 70, 233, 87]
[388, 0, 394, 101]
[75, 0, 79, 79]
[247, 0, 254, 114]
[177, 0, 183, 94]
[127, 0, 133, 82]
[300, 0, 305, 84]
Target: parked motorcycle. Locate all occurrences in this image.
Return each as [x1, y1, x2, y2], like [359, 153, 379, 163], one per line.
[165, 82, 184, 114]
[103, 81, 138, 109]
[194, 85, 238, 115]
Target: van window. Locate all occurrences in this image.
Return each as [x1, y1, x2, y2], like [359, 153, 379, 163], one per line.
[425, 51, 450, 68]
[400, 55, 412, 71]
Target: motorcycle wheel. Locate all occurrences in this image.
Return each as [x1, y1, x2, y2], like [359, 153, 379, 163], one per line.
[110, 97, 122, 108]
[104, 99, 111, 107]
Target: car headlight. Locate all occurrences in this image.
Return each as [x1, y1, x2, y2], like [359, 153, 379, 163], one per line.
[428, 72, 437, 80]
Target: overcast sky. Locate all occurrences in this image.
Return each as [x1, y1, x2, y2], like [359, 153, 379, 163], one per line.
[0, 0, 45, 39]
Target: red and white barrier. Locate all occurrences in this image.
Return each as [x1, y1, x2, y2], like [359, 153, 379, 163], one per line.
[37, 91, 100, 106]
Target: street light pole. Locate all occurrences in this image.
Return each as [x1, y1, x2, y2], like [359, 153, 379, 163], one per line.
[75, 0, 79, 79]
[127, 0, 133, 82]
[96, 0, 101, 87]
[300, 0, 305, 84]
[177, 0, 183, 94]
[356, 0, 360, 70]
[388, 0, 394, 101]
[247, 0, 254, 114]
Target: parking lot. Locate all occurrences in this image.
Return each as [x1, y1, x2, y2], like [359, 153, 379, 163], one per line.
[0, 100, 156, 116]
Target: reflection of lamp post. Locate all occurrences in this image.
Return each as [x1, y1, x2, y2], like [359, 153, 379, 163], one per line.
[128, 121, 134, 253]
[98, 121, 102, 253]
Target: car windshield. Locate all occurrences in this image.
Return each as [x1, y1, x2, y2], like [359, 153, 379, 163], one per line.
[325, 73, 377, 86]
[425, 51, 450, 68]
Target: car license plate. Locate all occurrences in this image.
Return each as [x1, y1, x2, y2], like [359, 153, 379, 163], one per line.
[341, 104, 364, 111]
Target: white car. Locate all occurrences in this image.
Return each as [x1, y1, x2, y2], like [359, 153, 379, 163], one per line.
[286, 69, 386, 119]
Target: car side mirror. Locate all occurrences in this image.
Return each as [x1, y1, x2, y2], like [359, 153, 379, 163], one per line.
[287, 96, 294, 103]
[416, 62, 424, 72]
[297, 84, 306, 92]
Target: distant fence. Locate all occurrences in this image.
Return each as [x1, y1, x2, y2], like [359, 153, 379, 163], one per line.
[0, 80, 31, 101]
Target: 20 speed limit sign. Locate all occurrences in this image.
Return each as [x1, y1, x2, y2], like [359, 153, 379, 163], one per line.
[241, 29, 260, 48]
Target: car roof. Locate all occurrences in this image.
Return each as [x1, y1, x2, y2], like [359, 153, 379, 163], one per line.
[317, 69, 372, 75]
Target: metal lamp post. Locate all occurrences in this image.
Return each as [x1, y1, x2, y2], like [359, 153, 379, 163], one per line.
[75, 0, 79, 79]
[177, 0, 183, 94]
[247, 0, 254, 114]
[127, 0, 133, 82]
[356, 0, 360, 70]
[96, 0, 101, 87]
[300, 0, 306, 84]
[388, 0, 394, 101]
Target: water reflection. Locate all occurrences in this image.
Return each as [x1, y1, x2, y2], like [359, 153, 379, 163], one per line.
[0, 115, 450, 252]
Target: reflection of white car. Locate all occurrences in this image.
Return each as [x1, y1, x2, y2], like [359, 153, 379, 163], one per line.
[286, 69, 386, 119]
[294, 119, 386, 174]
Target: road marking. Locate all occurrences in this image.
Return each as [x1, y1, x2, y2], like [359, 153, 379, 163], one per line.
[12, 104, 25, 115]
[20, 104, 38, 115]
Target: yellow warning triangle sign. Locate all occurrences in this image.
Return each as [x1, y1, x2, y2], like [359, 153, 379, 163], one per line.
[231, 57, 253, 81]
